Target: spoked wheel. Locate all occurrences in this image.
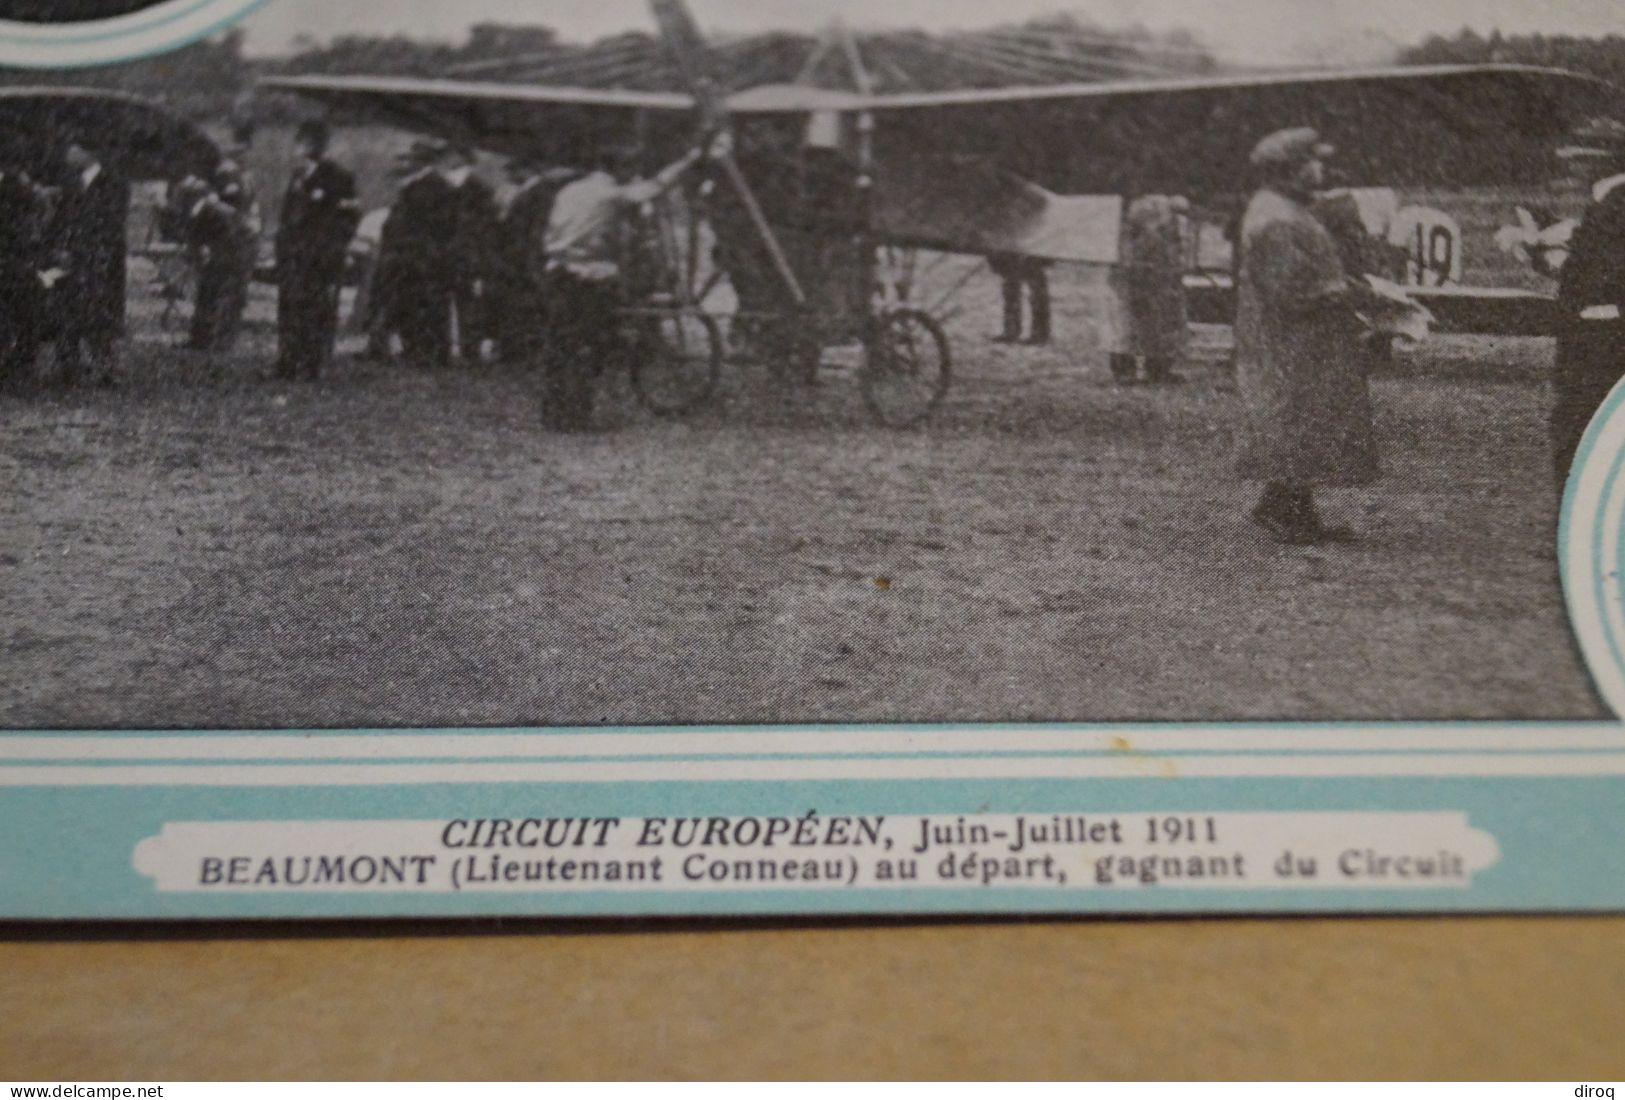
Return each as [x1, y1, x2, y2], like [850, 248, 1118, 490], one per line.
[862, 308, 951, 428]
[629, 308, 724, 417]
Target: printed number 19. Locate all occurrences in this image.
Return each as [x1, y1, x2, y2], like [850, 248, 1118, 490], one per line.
[1413, 223, 1456, 287]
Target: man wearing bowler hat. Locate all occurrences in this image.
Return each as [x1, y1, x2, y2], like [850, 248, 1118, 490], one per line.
[275, 119, 361, 380]
[49, 140, 127, 386]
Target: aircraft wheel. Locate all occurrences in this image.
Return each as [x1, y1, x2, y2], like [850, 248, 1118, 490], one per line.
[862, 308, 951, 428]
[630, 308, 724, 417]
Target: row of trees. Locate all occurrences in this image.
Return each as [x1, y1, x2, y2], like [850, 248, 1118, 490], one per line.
[1401, 29, 1625, 89]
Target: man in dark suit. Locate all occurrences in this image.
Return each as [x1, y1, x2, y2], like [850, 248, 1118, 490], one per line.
[378, 141, 457, 370]
[444, 144, 501, 365]
[1553, 122, 1625, 486]
[989, 253, 1051, 346]
[491, 158, 575, 365]
[50, 141, 127, 386]
[275, 119, 360, 380]
[181, 162, 258, 355]
[0, 163, 48, 384]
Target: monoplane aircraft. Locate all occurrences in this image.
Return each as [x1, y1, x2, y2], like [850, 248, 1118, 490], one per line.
[262, 0, 1617, 424]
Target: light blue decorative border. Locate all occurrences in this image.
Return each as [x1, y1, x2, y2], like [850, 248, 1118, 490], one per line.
[1564, 379, 1625, 717]
[0, 0, 267, 69]
[3, 719, 1624, 920]
[3, 767, 1623, 919]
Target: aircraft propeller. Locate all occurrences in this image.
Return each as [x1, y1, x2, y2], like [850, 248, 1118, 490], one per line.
[650, 0, 808, 307]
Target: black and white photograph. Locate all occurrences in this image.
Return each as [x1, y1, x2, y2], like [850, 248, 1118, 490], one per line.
[2, 0, 1623, 730]
[6, 2, 1625, 1086]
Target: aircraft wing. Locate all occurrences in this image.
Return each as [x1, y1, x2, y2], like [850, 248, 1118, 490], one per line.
[862, 64, 1618, 196]
[263, 64, 1612, 194]
[259, 75, 696, 161]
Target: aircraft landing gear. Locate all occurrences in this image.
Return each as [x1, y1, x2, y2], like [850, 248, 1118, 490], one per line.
[627, 306, 725, 417]
[861, 308, 951, 429]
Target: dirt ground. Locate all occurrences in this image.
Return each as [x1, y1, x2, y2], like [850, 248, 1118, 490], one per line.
[0, 267, 1607, 729]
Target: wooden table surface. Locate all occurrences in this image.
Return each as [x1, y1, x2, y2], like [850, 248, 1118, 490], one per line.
[4, 917, 1622, 1080]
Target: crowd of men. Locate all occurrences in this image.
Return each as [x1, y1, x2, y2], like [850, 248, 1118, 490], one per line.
[0, 117, 721, 431]
[345, 128, 724, 428]
[363, 140, 501, 371]
[0, 136, 262, 383]
[0, 141, 130, 386]
[3, 114, 1623, 548]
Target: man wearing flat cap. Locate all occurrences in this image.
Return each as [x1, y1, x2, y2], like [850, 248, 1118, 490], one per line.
[1552, 119, 1625, 486]
[275, 119, 361, 380]
[1233, 126, 1382, 544]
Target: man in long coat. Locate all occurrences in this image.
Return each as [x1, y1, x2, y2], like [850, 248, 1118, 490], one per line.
[1234, 128, 1381, 545]
[1552, 124, 1625, 487]
[1107, 194, 1190, 385]
[378, 142, 457, 370]
[184, 160, 258, 354]
[0, 163, 48, 383]
[50, 141, 127, 385]
[490, 158, 575, 365]
[444, 144, 501, 365]
[275, 119, 361, 380]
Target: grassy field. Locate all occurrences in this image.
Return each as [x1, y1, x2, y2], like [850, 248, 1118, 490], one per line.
[0, 261, 1605, 730]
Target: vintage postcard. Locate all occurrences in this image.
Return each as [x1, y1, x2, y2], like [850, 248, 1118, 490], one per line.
[2, 0, 1624, 920]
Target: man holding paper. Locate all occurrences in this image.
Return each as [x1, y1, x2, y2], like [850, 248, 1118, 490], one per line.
[1234, 128, 1383, 546]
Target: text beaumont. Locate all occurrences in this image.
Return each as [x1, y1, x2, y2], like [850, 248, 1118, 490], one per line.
[198, 854, 436, 888]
